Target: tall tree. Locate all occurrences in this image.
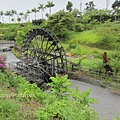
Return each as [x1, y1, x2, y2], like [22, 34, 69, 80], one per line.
[23, 13, 28, 22]
[19, 12, 24, 22]
[5, 11, 12, 23]
[38, 3, 46, 19]
[72, 8, 81, 17]
[17, 17, 21, 23]
[26, 10, 31, 21]
[85, 1, 96, 11]
[0, 11, 4, 23]
[42, 10, 74, 36]
[112, 0, 120, 20]
[66, 1, 73, 12]
[11, 18, 14, 22]
[45, 1, 55, 15]
[11, 9, 17, 22]
[112, 0, 120, 9]
[31, 7, 39, 20]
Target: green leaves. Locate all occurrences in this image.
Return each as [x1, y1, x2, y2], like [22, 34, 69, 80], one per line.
[47, 74, 72, 99]
[0, 99, 20, 120]
[0, 70, 98, 120]
[35, 74, 99, 120]
[42, 10, 74, 36]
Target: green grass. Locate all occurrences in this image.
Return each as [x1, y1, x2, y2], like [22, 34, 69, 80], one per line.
[64, 30, 100, 44]
[62, 42, 117, 69]
[63, 43, 115, 58]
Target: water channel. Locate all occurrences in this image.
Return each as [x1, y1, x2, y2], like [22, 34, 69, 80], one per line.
[0, 51, 120, 120]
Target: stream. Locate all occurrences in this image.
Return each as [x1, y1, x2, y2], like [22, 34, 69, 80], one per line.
[0, 51, 120, 120]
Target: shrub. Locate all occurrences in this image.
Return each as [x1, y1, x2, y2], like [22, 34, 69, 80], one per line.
[74, 23, 84, 32]
[35, 74, 98, 120]
[96, 26, 119, 50]
[0, 55, 7, 72]
[0, 99, 20, 120]
[4, 32, 16, 40]
[68, 39, 78, 48]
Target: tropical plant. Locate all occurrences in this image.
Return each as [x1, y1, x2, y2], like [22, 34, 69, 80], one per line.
[42, 10, 74, 36]
[112, 0, 120, 9]
[66, 1, 73, 12]
[11, 9, 17, 22]
[35, 74, 98, 120]
[72, 8, 81, 17]
[26, 10, 31, 21]
[5, 10, 12, 23]
[0, 11, 4, 23]
[38, 3, 46, 19]
[47, 74, 72, 99]
[85, 1, 96, 11]
[23, 13, 28, 22]
[19, 12, 24, 22]
[45, 1, 55, 15]
[31, 7, 39, 20]
[11, 18, 14, 22]
[17, 17, 21, 23]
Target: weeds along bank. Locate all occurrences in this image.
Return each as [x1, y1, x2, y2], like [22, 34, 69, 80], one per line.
[0, 57, 120, 120]
[0, 71, 99, 119]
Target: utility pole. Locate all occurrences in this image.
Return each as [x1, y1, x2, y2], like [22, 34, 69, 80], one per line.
[106, 0, 110, 9]
[80, 0, 82, 12]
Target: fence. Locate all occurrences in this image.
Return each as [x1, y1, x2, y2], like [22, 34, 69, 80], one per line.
[0, 40, 16, 48]
[67, 60, 120, 82]
[8, 60, 120, 83]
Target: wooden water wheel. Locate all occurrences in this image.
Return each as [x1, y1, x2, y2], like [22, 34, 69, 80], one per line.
[20, 28, 67, 85]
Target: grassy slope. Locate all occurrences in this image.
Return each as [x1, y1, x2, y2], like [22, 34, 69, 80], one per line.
[0, 22, 119, 71]
[63, 29, 116, 69]
[64, 30, 99, 44]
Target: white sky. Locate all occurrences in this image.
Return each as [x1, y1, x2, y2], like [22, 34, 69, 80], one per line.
[0, 0, 115, 22]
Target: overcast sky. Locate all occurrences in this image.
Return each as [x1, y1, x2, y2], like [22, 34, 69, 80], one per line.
[0, 0, 115, 22]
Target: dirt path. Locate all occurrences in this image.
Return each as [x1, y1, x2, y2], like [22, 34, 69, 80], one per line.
[70, 80, 120, 120]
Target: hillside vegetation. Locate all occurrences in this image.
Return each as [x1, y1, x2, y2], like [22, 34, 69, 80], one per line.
[0, 21, 120, 76]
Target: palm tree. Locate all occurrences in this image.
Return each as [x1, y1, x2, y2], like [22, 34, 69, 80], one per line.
[26, 10, 31, 21]
[11, 18, 14, 22]
[45, 1, 55, 15]
[17, 17, 21, 23]
[31, 7, 39, 20]
[0, 11, 4, 23]
[5, 11, 12, 23]
[38, 3, 46, 19]
[85, 1, 96, 11]
[19, 12, 24, 22]
[45, 13, 49, 18]
[11, 9, 17, 22]
[23, 13, 28, 22]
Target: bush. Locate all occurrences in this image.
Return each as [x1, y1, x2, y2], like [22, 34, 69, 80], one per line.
[74, 23, 84, 32]
[0, 99, 20, 120]
[0, 55, 7, 72]
[4, 32, 16, 40]
[68, 39, 78, 48]
[96, 26, 119, 50]
[34, 74, 98, 120]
